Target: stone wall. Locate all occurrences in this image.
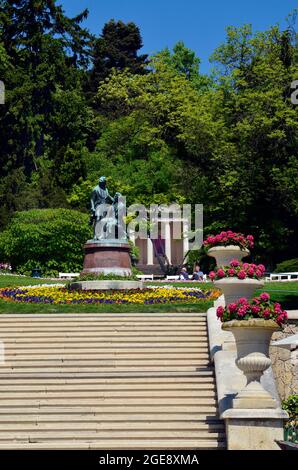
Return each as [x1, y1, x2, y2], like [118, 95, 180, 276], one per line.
[270, 322, 298, 401]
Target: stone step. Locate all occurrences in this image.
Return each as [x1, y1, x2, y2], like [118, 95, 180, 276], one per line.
[0, 313, 207, 319]
[0, 312, 224, 449]
[1, 367, 210, 375]
[0, 397, 217, 406]
[0, 383, 216, 391]
[3, 346, 208, 353]
[0, 440, 225, 450]
[0, 331, 207, 338]
[0, 421, 224, 431]
[0, 371, 214, 379]
[0, 413, 221, 422]
[0, 430, 225, 440]
[0, 390, 217, 399]
[0, 375, 214, 383]
[0, 319, 206, 326]
[3, 354, 210, 362]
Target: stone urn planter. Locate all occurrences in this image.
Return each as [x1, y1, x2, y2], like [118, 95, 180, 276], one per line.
[214, 278, 264, 304]
[222, 318, 280, 409]
[207, 245, 250, 266]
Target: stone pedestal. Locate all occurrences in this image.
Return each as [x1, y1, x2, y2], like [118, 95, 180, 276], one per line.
[222, 408, 288, 450]
[71, 280, 143, 290]
[207, 245, 250, 266]
[214, 278, 264, 305]
[81, 240, 132, 277]
[222, 319, 280, 409]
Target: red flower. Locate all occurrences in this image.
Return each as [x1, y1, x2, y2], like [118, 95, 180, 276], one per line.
[209, 271, 216, 281]
[258, 264, 266, 273]
[263, 308, 271, 319]
[237, 270, 246, 280]
[228, 303, 238, 313]
[238, 306, 248, 317]
[238, 297, 249, 305]
[230, 259, 240, 267]
[260, 293, 270, 302]
[228, 268, 236, 276]
[274, 303, 282, 313]
[247, 268, 255, 277]
[251, 306, 261, 314]
[217, 269, 225, 278]
[216, 306, 224, 318]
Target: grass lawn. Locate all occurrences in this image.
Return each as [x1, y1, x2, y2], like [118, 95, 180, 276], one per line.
[0, 275, 64, 289]
[256, 282, 298, 310]
[0, 275, 297, 313]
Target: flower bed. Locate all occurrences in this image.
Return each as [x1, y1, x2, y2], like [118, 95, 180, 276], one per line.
[216, 293, 288, 325]
[0, 286, 220, 305]
[209, 260, 265, 281]
[204, 231, 254, 250]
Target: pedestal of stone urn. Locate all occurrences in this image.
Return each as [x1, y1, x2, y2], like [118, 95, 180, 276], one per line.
[81, 239, 132, 277]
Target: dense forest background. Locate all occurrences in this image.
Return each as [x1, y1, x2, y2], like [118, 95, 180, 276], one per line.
[0, 0, 298, 269]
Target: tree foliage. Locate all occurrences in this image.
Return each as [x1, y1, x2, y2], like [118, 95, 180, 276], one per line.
[0, 2, 297, 268]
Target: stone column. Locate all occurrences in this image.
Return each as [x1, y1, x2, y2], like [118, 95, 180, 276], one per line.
[182, 219, 189, 260]
[147, 237, 154, 266]
[164, 221, 172, 264]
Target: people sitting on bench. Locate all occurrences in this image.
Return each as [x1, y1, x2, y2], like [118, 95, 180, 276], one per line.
[193, 265, 204, 281]
[179, 267, 190, 280]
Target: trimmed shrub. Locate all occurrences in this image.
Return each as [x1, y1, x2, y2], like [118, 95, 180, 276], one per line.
[274, 259, 298, 273]
[0, 209, 91, 276]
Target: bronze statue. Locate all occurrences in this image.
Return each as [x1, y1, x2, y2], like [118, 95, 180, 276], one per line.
[90, 177, 126, 241]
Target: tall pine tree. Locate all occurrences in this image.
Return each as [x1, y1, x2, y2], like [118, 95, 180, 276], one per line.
[89, 19, 148, 94]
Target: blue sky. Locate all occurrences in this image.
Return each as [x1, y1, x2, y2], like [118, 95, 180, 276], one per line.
[60, 0, 297, 73]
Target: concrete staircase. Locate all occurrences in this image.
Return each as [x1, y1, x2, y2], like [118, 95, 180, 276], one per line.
[0, 313, 225, 449]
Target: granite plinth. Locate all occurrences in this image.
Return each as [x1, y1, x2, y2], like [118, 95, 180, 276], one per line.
[81, 240, 132, 277]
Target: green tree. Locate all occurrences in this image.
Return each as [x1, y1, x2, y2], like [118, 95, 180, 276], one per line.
[89, 19, 148, 95]
[0, 0, 93, 228]
[209, 23, 298, 264]
[156, 41, 211, 91]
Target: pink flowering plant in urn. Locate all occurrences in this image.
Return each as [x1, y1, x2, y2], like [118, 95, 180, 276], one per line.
[204, 231, 253, 267]
[204, 231, 254, 251]
[209, 260, 266, 281]
[217, 293, 288, 326]
[219, 293, 288, 409]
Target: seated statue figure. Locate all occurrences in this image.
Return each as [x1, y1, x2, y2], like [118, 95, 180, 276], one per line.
[90, 177, 127, 241]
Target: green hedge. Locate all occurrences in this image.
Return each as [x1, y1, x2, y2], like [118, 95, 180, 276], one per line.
[274, 259, 298, 273]
[0, 209, 92, 277]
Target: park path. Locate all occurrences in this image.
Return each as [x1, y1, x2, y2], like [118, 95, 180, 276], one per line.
[0, 313, 225, 449]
